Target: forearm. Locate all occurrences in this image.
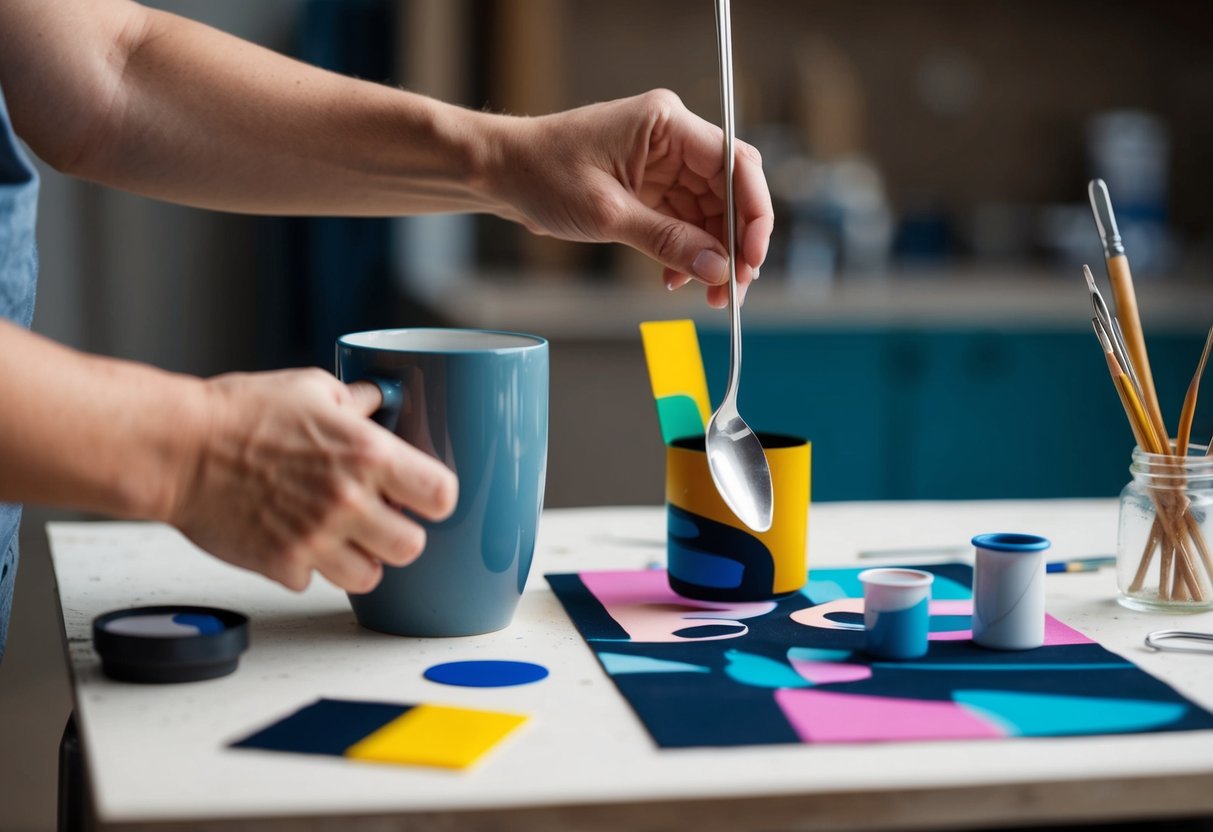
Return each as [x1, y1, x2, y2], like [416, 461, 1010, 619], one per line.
[0, 320, 204, 521]
[0, 0, 514, 218]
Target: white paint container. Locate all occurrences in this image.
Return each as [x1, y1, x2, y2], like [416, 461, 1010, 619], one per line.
[970, 533, 1051, 651]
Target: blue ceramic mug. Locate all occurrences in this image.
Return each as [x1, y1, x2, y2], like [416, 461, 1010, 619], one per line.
[336, 328, 548, 637]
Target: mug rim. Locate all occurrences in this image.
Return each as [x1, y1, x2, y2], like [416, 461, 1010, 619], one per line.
[337, 327, 547, 354]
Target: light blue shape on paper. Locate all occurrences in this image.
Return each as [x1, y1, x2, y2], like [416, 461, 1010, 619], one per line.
[724, 650, 810, 689]
[598, 653, 711, 675]
[954, 690, 1187, 737]
[786, 646, 854, 663]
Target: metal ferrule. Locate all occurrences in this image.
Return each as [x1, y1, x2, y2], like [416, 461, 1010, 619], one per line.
[1088, 179, 1125, 258]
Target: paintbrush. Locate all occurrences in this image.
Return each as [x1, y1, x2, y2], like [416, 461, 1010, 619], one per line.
[1093, 316, 1206, 599]
[1177, 326, 1213, 458]
[1089, 179, 1168, 445]
[1084, 265, 1145, 403]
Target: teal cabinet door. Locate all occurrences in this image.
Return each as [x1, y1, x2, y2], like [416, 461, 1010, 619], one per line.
[701, 327, 1209, 501]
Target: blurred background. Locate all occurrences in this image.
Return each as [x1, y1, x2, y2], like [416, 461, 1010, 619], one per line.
[4, 1, 1213, 828]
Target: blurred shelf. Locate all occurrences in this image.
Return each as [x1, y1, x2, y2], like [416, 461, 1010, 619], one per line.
[428, 268, 1213, 339]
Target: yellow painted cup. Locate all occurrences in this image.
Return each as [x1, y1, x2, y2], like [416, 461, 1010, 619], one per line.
[666, 434, 811, 601]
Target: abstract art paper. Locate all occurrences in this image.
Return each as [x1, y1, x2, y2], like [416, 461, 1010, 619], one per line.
[547, 564, 1213, 748]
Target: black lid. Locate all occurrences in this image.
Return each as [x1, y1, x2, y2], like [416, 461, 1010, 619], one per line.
[92, 606, 249, 684]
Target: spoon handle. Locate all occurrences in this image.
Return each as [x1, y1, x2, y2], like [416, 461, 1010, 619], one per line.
[715, 0, 741, 402]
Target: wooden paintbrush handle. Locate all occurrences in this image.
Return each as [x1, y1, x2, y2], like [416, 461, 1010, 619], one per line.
[1106, 254, 1166, 432]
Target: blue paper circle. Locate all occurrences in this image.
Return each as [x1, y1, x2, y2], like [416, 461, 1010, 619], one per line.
[423, 660, 549, 688]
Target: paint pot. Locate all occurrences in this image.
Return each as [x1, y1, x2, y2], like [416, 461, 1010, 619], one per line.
[859, 568, 934, 660]
[666, 433, 810, 602]
[92, 606, 249, 683]
[971, 533, 1050, 651]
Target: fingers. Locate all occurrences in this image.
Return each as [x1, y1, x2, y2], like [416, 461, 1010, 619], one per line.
[614, 199, 731, 287]
[315, 544, 384, 595]
[733, 141, 774, 272]
[667, 105, 773, 270]
[705, 279, 749, 310]
[345, 380, 385, 417]
[350, 496, 428, 568]
[377, 438, 459, 523]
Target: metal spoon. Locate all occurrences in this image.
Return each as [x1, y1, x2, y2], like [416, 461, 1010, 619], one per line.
[706, 0, 773, 533]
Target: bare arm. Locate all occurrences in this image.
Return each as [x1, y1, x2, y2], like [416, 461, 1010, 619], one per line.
[0, 320, 457, 592]
[0, 319, 202, 519]
[0, 1, 772, 299]
[0, 0, 505, 217]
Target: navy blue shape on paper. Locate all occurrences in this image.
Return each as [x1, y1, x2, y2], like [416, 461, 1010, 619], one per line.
[230, 698, 410, 756]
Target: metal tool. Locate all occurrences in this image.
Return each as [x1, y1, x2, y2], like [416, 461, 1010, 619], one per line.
[705, 0, 773, 533]
[1145, 629, 1213, 655]
[1088, 178, 1125, 258]
[1085, 265, 1143, 401]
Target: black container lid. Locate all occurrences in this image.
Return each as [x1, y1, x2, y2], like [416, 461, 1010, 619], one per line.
[92, 606, 249, 684]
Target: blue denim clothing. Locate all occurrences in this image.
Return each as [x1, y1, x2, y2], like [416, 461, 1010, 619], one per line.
[0, 83, 40, 663]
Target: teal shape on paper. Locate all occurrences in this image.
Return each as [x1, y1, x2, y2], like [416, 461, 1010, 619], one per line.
[804, 568, 972, 603]
[656, 394, 706, 444]
[599, 653, 711, 675]
[724, 649, 810, 689]
[802, 579, 852, 604]
[787, 647, 854, 663]
[930, 575, 971, 600]
[930, 615, 972, 634]
[954, 690, 1187, 737]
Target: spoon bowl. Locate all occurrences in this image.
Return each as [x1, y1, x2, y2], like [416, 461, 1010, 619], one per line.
[706, 401, 774, 532]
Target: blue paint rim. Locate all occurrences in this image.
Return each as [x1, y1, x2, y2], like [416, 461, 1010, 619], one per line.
[971, 533, 1052, 553]
[92, 605, 249, 684]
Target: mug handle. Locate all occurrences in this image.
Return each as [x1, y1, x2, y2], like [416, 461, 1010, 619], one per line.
[365, 377, 404, 433]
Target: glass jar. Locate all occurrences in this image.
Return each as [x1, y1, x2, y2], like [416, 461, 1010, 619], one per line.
[1117, 443, 1213, 612]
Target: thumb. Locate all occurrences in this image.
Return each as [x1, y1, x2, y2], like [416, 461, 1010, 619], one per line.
[615, 202, 731, 286]
[345, 380, 384, 417]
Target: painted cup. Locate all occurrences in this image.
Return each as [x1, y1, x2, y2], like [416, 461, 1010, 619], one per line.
[971, 533, 1050, 651]
[336, 328, 548, 637]
[859, 568, 934, 660]
[666, 433, 810, 601]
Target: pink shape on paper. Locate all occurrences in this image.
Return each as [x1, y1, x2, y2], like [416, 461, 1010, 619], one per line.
[788, 660, 872, 685]
[774, 688, 1007, 743]
[578, 570, 777, 643]
[927, 599, 973, 641]
[1044, 614, 1095, 646]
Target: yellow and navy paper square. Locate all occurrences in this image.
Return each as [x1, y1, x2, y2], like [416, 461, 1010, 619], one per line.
[230, 698, 527, 770]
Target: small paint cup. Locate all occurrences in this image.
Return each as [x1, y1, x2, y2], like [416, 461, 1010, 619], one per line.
[859, 568, 934, 660]
[665, 433, 810, 601]
[971, 533, 1050, 651]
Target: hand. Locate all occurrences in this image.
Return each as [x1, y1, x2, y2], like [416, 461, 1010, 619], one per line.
[493, 89, 773, 308]
[167, 369, 458, 593]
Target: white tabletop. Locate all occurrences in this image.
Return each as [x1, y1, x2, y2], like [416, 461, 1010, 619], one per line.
[50, 501, 1213, 831]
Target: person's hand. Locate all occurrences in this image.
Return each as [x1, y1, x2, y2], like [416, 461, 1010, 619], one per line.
[491, 89, 773, 308]
[166, 369, 458, 593]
